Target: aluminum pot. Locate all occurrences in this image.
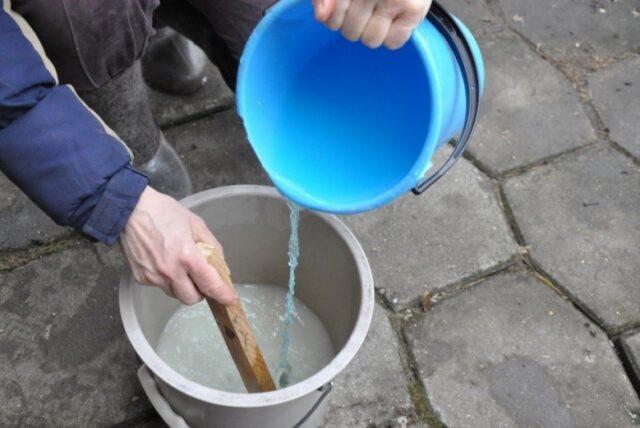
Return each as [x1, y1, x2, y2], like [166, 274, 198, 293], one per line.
[119, 185, 374, 427]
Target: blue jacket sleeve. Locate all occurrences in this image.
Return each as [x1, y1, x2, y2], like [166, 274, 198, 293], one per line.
[0, 4, 148, 244]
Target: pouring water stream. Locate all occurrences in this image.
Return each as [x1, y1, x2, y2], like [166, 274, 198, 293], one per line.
[277, 201, 301, 387]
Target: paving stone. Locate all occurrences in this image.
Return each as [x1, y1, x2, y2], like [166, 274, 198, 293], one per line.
[589, 56, 640, 159]
[440, 0, 505, 39]
[500, 0, 640, 69]
[504, 145, 640, 331]
[167, 109, 270, 192]
[0, 247, 150, 426]
[467, 32, 596, 174]
[322, 304, 417, 427]
[621, 331, 640, 381]
[407, 269, 640, 428]
[343, 147, 518, 310]
[0, 175, 68, 251]
[149, 63, 234, 129]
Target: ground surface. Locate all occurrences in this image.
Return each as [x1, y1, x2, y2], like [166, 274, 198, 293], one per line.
[1, 0, 639, 427]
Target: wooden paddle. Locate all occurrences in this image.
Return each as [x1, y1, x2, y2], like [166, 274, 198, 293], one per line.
[196, 242, 276, 393]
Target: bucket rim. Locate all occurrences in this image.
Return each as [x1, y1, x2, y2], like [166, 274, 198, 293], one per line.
[119, 185, 375, 408]
[236, 0, 444, 214]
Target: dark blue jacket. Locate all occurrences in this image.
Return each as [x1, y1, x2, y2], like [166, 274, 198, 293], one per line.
[0, 4, 148, 244]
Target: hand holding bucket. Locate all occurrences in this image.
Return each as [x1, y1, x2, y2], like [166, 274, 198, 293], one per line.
[237, 0, 484, 213]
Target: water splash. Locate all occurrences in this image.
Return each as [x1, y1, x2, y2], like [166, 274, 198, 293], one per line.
[277, 201, 301, 387]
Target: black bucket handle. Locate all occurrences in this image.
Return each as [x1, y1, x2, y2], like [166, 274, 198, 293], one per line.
[292, 382, 333, 428]
[412, 1, 482, 194]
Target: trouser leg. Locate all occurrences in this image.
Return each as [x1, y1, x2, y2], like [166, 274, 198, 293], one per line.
[79, 63, 160, 164]
[185, 0, 276, 59]
[12, 0, 276, 161]
[11, 0, 161, 163]
[156, 0, 276, 90]
[11, 0, 159, 91]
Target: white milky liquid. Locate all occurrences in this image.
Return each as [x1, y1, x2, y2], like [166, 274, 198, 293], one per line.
[155, 283, 335, 393]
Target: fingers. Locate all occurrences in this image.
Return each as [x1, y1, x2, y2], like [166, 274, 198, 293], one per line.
[170, 270, 204, 305]
[384, 1, 428, 50]
[145, 272, 174, 298]
[190, 214, 224, 255]
[317, 0, 430, 50]
[383, 20, 415, 50]
[362, 12, 392, 48]
[341, 0, 375, 41]
[323, 0, 350, 30]
[129, 239, 234, 307]
[187, 252, 238, 305]
[132, 269, 174, 298]
[312, 0, 336, 21]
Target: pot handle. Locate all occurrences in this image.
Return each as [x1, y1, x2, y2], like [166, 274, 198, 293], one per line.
[138, 365, 191, 428]
[292, 382, 333, 428]
[138, 365, 332, 428]
[412, 1, 481, 194]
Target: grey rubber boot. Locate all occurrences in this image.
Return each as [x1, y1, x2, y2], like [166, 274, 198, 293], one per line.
[137, 133, 193, 199]
[142, 27, 208, 96]
[80, 61, 193, 200]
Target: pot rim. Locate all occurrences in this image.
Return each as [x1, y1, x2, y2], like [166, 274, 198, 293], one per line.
[119, 185, 375, 407]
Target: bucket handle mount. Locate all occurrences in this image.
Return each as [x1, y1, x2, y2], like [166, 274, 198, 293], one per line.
[138, 364, 332, 428]
[292, 382, 333, 428]
[412, 1, 481, 195]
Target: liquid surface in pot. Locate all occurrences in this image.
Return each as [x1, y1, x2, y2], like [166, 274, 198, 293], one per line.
[155, 283, 335, 393]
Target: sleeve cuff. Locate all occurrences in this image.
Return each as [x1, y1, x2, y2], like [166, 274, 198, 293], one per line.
[82, 166, 149, 244]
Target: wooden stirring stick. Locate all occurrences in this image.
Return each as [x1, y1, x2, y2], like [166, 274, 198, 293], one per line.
[196, 242, 276, 393]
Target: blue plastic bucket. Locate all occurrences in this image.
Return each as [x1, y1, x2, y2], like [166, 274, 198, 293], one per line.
[237, 0, 484, 213]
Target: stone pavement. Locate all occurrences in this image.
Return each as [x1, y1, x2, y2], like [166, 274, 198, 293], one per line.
[1, 0, 639, 426]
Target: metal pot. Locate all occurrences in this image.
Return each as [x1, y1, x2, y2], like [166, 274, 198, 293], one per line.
[119, 185, 374, 427]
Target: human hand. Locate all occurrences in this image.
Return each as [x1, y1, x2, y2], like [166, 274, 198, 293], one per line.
[312, 0, 431, 49]
[120, 186, 238, 306]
